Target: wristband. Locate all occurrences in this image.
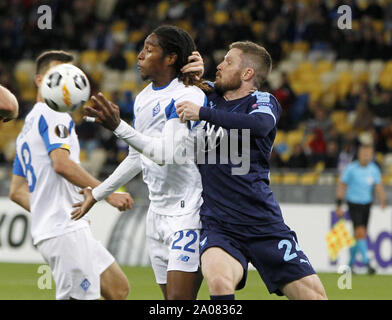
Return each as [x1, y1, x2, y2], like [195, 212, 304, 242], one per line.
[336, 198, 343, 206]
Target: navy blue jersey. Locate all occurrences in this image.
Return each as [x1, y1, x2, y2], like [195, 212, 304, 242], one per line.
[198, 88, 284, 226]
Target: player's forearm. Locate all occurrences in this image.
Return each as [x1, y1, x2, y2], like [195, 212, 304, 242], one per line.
[114, 119, 190, 165]
[9, 190, 30, 212]
[54, 158, 101, 189]
[336, 181, 346, 201]
[375, 184, 386, 206]
[92, 151, 141, 201]
[199, 108, 275, 138]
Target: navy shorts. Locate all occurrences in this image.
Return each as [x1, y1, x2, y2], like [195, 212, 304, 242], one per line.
[200, 215, 316, 295]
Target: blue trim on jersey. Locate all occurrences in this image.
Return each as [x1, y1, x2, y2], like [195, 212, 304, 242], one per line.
[250, 91, 276, 125]
[206, 81, 215, 88]
[152, 79, 174, 91]
[38, 115, 65, 154]
[68, 120, 74, 134]
[191, 95, 208, 130]
[12, 154, 25, 177]
[164, 99, 178, 120]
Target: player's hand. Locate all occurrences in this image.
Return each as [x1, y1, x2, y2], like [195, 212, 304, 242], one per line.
[105, 192, 134, 211]
[84, 92, 121, 131]
[181, 51, 204, 80]
[336, 207, 344, 218]
[176, 101, 201, 122]
[71, 187, 97, 220]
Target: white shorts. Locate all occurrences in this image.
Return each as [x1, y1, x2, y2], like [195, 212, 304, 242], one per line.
[37, 227, 115, 300]
[146, 207, 201, 284]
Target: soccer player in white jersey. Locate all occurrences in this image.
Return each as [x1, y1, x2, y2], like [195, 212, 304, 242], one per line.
[0, 84, 18, 122]
[9, 50, 133, 300]
[71, 25, 209, 300]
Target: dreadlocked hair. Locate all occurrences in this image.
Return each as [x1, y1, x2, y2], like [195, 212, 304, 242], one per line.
[153, 25, 212, 93]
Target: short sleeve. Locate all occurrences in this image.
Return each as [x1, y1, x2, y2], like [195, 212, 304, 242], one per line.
[373, 164, 382, 184]
[12, 154, 25, 177]
[38, 115, 72, 154]
[341, 165, 351, 184]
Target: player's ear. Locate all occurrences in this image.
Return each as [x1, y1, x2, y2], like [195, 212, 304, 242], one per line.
[34, 74, 42, 88]
[242, 68, 254, 82]
[165, 53, 178, 67]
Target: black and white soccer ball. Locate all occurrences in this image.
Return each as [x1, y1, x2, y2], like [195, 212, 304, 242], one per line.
[41, 63, 90, 113]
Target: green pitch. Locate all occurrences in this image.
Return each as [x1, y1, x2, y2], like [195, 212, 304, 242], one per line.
[0, 263, 391, 300]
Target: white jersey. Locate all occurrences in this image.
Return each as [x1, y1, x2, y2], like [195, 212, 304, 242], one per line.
[133, 78, 205, 215]
[13, 102, 89, 245]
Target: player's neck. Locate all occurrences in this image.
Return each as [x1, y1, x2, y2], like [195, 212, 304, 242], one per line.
[36, 91, 44, 103]
[151, 71, 176, 89]
[223, 87, 251, 101]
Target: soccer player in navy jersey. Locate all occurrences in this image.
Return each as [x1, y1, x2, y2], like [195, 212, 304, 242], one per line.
[178, 41, 327, 300]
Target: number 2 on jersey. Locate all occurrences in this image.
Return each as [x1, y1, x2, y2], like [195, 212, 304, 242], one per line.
[278, 237, 302, 262]
[21, 142, 37, 192]
[171, 230, 198, 253]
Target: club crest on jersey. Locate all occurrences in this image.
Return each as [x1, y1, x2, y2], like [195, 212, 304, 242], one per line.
[80, 278, 91, 292]
[153, 102, 160, 117]
[209, 101, 216, 109]
[54, 124, 69, 138]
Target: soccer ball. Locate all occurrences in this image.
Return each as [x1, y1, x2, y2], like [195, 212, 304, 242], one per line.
[41, 63, 90, 113]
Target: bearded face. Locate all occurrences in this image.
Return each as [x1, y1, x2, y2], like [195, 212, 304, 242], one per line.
[214, 48, 244, 94]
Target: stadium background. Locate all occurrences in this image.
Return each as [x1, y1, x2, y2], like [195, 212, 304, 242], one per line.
[1, 0, 392, 299]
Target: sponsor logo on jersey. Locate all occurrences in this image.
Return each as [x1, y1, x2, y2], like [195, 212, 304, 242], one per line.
[54, 124, 69, 138]
[177, 254, 190, 262]
[153, 102, 160, 117]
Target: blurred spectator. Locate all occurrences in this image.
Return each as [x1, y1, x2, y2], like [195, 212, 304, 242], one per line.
[273, 73, 296, 130]
[363, 0, 384, 19]
[287, 144, 308, 169]
[270, 149, 285, 169]
[105, 42, 127, 71]
[324, 140, 339, 169]
[308, 128, 327, 165]
[88, 22, 114, 51]
[338, 138, 356, 172]
[263, 29, 283, 63]
[353, 101, 374, 133]
[305, 108, 332, 137]
[359, 28, 377, 61]
[112, 90, 134, 122]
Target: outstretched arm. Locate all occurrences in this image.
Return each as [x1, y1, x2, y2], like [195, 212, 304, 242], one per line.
[71, 146, 141, 220]
[176, 101, 277, 138]
[85, 93, 200, 165]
